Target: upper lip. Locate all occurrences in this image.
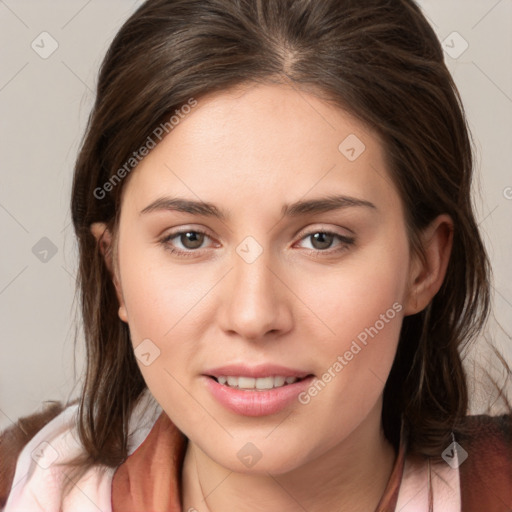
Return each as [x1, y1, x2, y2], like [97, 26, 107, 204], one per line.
[205, 364, 312, 379]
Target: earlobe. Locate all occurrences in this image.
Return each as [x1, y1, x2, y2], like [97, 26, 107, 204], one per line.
[90, 222, 128, 323]
[403, 214, 454, 316]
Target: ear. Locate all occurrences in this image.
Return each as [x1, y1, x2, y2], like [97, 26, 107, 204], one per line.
[403, 214, 454, 316]
[90, 222, 128, 323]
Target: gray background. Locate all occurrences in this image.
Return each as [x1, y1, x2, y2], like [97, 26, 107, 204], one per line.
[1, 0, 511, 432]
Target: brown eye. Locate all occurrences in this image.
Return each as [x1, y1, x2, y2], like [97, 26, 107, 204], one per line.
[160, 229, 213, 257]
[309, 232, 335, 250]
[296, 230, 355, 255]
[178, 231, 205, 249]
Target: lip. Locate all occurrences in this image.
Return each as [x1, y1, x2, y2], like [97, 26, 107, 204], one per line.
[203, 373, 315, 417]
[204, 363, 311, 379]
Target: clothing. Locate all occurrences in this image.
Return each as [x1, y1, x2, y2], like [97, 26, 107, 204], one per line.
[2, 389, 511, 511]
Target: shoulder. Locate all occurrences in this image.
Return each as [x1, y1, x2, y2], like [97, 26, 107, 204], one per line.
[455, 412, 511, 459]
[1, 389, 163, 512]
[0, 401, 85, 511]
[455, 412, 512, 511]
[0, 401, 70, 509]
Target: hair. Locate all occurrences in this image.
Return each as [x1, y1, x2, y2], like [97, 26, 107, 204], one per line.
[26, 0, 512, 501]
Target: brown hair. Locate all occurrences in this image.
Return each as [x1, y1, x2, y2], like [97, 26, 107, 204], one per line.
[11, 0, 512, 501]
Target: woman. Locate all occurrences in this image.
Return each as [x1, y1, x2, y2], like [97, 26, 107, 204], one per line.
[1, 0, 511, 510]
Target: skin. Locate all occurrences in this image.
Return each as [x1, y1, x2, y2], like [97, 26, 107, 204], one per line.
[91, 82, 453, 512]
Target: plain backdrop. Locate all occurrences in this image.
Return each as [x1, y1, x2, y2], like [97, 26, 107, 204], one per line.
[1, 0, 511, 432]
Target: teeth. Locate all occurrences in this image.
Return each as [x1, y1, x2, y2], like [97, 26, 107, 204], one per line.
[274, 376, 286, 387]
[215, 375, 299, 390]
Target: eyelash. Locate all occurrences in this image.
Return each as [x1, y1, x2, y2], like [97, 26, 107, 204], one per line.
[159, 228, 355, 258]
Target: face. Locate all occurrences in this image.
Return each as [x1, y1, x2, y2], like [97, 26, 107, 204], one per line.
[107, 82, 418, 474]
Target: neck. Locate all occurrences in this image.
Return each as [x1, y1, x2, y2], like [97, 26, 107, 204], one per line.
[180, 401, 397, 512]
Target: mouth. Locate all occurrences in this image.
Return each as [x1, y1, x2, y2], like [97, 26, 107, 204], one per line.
[203, 371, 316, 416]
[207, 374, 313, 391]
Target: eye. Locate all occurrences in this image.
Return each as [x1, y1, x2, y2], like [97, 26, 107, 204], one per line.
[160, 228, 214, 257]
[295, 230, 355, 254]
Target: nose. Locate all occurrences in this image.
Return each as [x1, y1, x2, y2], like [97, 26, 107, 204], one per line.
[217, 243, 294, 342]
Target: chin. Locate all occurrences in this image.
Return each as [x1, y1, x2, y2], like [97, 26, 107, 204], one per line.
[201, 437, 310, 475]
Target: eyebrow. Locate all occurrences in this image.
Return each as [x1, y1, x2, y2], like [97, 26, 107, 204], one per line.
[139, 194, 377, 220]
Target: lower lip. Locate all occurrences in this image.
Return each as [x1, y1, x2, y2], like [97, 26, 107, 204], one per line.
[203, 375, 315, 416]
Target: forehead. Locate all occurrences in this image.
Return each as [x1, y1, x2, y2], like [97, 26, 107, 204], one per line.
[120, 82, 400, 216]
[165, 82, 378, 160]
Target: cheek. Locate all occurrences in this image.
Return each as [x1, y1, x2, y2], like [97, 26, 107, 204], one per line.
[118, 240, 203, 338]
[297, 237, 408, 351]
[301, 278, 403, 409]
[115, 239, 211, 399]
[117, 248, 209, 425]
[293, 234, 408, 412]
